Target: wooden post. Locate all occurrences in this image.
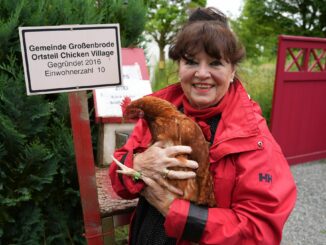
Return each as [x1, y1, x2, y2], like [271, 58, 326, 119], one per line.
[69, 91, 103, 244]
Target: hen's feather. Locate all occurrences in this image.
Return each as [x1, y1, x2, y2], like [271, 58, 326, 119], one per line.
[123, 96, 216, 207]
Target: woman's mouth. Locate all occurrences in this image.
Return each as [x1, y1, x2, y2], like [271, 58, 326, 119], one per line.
[192, 83, 214, 90]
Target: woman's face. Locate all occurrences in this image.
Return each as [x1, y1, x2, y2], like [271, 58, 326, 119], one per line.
[179, 51, 235, 109]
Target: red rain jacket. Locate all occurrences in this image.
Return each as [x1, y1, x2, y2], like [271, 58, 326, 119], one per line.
[109, 81, 297, 245]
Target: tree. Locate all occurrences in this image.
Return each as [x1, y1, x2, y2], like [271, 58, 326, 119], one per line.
[96, 0, 147, 47]
[144, 0, 206, 69]
[233, 0, 326, 60]
[0, 0, 146, 243]
[272, 0, 326, 36]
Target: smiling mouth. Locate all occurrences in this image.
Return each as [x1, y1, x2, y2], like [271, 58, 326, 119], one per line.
[193, 83, 214, 89]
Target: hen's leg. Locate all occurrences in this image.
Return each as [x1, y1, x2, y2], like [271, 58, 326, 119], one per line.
[112, 155, 183, 196]
[112, 155, 142, 181]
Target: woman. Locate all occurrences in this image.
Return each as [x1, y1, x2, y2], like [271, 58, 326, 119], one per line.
[109, 7, 296, 245]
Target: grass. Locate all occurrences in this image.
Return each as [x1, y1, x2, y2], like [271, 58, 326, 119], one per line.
[115, 225, 129, 244]
[152, 59, 179, 91]
[238, 59, 276, 125]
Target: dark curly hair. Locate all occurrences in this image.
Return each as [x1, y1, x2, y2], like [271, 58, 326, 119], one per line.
[169, 7, 245, 66]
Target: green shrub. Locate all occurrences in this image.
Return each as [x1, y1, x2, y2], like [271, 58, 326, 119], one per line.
[0, 0, 146, 244]
[152, 60, 179, 91]
[238, 59, 276, 125]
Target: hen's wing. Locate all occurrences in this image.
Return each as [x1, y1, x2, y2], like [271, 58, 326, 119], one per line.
[178, 116, 216, 207]
[119, 96, 216, 206]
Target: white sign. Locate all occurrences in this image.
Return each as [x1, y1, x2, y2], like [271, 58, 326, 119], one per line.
[94, 63, 151, 118]
[94, 63, 152, 118]
[19, 24, 122, 95]
[95, 79, 152, 117]
[122, 63, 143, 80]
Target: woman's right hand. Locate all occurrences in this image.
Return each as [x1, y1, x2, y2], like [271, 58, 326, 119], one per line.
[133, 141, 198, 195]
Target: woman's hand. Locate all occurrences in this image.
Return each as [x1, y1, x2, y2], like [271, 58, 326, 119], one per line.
[141, 175, 176, 217]
[134, 141, 198, 179]
[133, 141, 198, 195]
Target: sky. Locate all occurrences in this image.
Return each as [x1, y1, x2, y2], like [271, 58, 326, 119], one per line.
[206, 0, 243, 18]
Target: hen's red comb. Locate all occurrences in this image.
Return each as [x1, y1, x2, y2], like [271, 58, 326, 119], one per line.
[121, 96, 132, 115]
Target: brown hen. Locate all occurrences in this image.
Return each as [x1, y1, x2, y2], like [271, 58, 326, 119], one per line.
[116, 96, 216, 207]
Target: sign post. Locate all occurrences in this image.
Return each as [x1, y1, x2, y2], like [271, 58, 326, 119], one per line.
[19, 24, 123, 244]
[68, 91, 103, 244]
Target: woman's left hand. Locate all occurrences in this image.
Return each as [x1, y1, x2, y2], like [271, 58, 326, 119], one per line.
[141, 175, 176, 216]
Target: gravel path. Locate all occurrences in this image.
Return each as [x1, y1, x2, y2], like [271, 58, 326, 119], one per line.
[281, 159, 326, 245]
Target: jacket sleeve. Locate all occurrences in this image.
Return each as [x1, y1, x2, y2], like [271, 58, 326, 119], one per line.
[109, 119, 152, 199]
[164, 137, 297, 245]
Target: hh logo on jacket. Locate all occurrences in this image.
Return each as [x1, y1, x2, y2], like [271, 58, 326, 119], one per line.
[259, 173, 272, 183]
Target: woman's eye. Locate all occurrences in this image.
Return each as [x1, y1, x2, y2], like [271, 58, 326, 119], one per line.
[211, 60, 222, 66]
[184, 57, 197, 65]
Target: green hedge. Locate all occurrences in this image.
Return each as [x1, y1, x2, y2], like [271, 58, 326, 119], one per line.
[239, 60, 275, 124]
[0, 1, 146, 244]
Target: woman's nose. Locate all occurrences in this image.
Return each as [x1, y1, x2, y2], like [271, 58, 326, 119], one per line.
[194, 65, 211, 80]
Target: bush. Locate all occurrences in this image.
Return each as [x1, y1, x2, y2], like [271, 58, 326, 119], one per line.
[238, 59, 276, 125]
[0, 0, 146, 244]
[152, 60, 179, 91]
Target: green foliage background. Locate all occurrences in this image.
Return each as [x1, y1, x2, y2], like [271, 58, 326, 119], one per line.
[233, 0, 326, 60]
[0, 0, 146, 244]
[144, 0, 206, 65]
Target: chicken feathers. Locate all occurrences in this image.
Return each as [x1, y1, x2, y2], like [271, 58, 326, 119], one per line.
[120, 96, 216, 207]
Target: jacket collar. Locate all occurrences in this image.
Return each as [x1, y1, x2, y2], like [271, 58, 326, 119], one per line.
[210, 81, 263, 162]
[214, 80, 260, 144]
